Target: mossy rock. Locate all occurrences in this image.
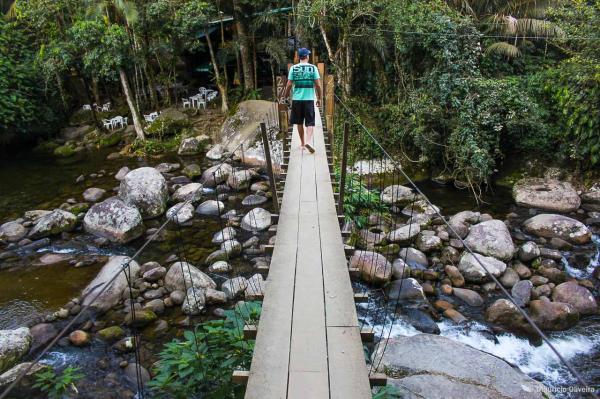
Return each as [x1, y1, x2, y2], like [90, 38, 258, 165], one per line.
[98, 132, 122, 148]
[182, 163, 202, 179]
[53, 144, 77, 158]
[67, 203, 90, 215]
[97, 326, 126, 341]
[34, 140, 60, 154]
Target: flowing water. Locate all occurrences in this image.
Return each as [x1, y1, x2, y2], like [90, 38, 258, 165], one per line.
[0, 149, 598, 396]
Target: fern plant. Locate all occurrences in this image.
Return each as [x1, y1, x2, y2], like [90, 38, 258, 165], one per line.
[33, 366, 84, 399]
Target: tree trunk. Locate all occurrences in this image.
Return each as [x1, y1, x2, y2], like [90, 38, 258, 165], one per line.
[205, 28, 229, 113]
[252, 35, 258, 90]
[119, 68, 145, 141]
[91, 77, 101, 105]
[233, 0, 254, 91]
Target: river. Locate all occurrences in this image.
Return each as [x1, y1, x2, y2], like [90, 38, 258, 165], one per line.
[0, 148, 598, 397]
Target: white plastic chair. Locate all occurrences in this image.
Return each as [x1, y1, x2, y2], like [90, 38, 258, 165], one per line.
[83, 104, 92, 111]
[206, 91, 218, 102]
[121, 117, 128, 127]
[199, 87, 207, 94]
[182, 98, 191, 109]
[102, 102, 111, 112]
[102, 119, 113, 130]
[144, 114, 154, 123]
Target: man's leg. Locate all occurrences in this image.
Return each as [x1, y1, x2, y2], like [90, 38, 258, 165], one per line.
[297, 123, 305, 149]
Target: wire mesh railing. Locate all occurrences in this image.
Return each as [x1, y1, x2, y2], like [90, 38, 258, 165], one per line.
[0, 103, 281, 399]
[331, 93, 594, 395]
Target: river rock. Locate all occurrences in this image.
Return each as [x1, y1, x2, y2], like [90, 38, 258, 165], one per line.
[522, 214, 591, 245]
[212, 227, 236, 244]
[392, 258, 410, 279]
[97, 326, 125, 341]
[464, 220, 515, 261]
[155, 162, 180, 174]
[182, 163, 202, 179]
[115, 167, 130, 181]
[349, 250, 392, 284]
[125, 309, 157, 327]
[513, 178, 581, 213]
[29, 323, 57, 353]
[387, 224, 420, 244]
[242, 194, 268, 206]
[552, 281, 598, 315]
[209, 261, 232, 273]
[221, 239, 242, 256]
[387, 278, 426, 302]
[172, 183, 203, 203]
[499, 267, 519, 288]
[204, 289, 227, 304]
[0, 222, 27, 243]
[0, 328, 31, 373]
[415, 233, 442, 253]
[123, 363, 150, 388]
[228, 170, 254, 190]
[182, 287, 206, 315]
[444, 265, 465, 287]
[205, 249, 228, 264]
[143, 266, 166, 282]
[201, 164, 233, 187]
[164, 262, 216, 292]
[68, 330, 90, 347]
[81, 256, 141, 313]
[28, 209, 77, 239]
[36, 253, 73, 266]
[178, 136, 208, 155]
[485, 299, 530, 333]
[373, 334, 546, 399]
[452, 288, 483, 307]
[83, 187, 106, 202]
[529, 300, 579, 331]
[511, 280, 533, 307]
[402, 200, 441, 217]
[458, 253, 507, 283]
[169, 290, 185, 305]
[119, 167, 169, 219]
[166, 203, 195, 225]
[245, 274, 265, 300]
[241, 208, 272, 232]
[402, 308, 440, 334]
[83, 198, 145, 243]
[399, 248, 428, 269]
[144, 299, 165, 315]
[196, 200, 225, 216]
[222, 277, 249, 299]
[518, 241, 540, 262]
[380, 185, 417, 205]
[0, 362, 48, 395]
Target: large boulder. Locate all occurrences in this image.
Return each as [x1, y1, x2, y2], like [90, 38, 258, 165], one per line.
[83, 198, 145, 243]
[380, 185, 417, 205]
[0, 222, 27, 242]
[522, 214, 591, 245]
[464, 220, 515, 261]
[228, 170, 254, 190]
[529, 300, 579, 331]
[0, 328, 31, 373]
[241, 208, 272, 232]
[172, 183, 203, 203]
[513, 178, 580, 213]
[349, 250, 392, 284]
[458, 252, 506, 283]
[81, 256, 140, 313]
[28, 209, 77, 239]
[398, 248, 428, 269]
[387, 224, 420, 244]
[373, 334, 547, 399]
[552, 281, 598, 315]
[387, 278, 425, 302]
[182, 287, 206, 315]
[200, 164, 233, 187]
[164, 262, 216, 292]
[118, 167, 169, 219]
[485, 299, 530, 333]
[178, 135, 209, 155]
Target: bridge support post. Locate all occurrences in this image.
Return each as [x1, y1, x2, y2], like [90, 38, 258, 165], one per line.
[260, 122, 280, 212]
[337, 122, 350, 215]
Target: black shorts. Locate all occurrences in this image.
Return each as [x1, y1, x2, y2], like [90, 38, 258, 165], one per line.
[290, 100, 315, 127]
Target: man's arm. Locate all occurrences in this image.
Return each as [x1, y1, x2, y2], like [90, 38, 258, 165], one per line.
[283, 80, 293, 100]
[314, 79, 322, 106]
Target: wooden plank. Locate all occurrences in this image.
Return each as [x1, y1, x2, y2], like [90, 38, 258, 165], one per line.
[287, 371, 329, 399]
[327, 327, 372, 399]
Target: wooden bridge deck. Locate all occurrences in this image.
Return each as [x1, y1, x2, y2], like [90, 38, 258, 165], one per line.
[245, 108, 371, 399]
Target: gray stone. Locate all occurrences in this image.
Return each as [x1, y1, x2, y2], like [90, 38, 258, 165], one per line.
[499, 268, 520, 288]
[83, 198, 145, 243]
[166, 203, 195, 225]
[0, 222, 27, 242]
[178, 136, 209, 155]
[172, 183, 203, 203]
[164, 262, 216, 292]
[119, 167, 169, 219]
[452, 288, 483, 307]
[373, 334, 547, 399]
[523, 214, 591, 245]
[115, 166, 130, 181]
[0, 328, 31, 374]
[242, 194, 268, 206]
[349, 250, 392, 284]
[144, 299, 165, 315]
[392, 258, 410, 279]
[81, 256, 140, 313]
[529, 300, 579, 331]
[415, 234, 443, 253]
[181, 287, 206, 315]
[387, 278, 425, 302]
[380, 185, 418, 205]
[222, 277, 249, 299]
[458, 252, 507, 283]
[228, 170, 254, 190]
[28, 209, 77, 239]
[552, 281, 598, 315]
[196, 200, 225, 216]
[143, 266, 166, 282]
[83, 187, 106, 202]
[399, 248, 428, 269]
[155, 163, 180, 174]
[205, 289, 227, 304]
[169, 290, 185, 305]
[387, 224, 420, 244]
[513, 178, 580, 213]
[241, 208, 272, 232]
[518, 241, 540, 262]
[200, 164, 233, 187]
[212, 227, 236, 244]
[464, 220, 515, 261]
[511, 280, 533, 307]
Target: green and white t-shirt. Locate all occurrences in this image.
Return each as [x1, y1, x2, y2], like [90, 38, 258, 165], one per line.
[287, 62, 320, 101]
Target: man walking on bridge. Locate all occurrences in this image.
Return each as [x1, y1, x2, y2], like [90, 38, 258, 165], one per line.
[282, 48, 322, 154]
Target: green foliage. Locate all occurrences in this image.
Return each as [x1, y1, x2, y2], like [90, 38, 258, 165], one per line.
[98, 131, 122, 148]
[53, 143, 77, 157]
[33, 366, 84, 399]
[148, 301, 261, 399]
[342, 173, 387, 228]
[145, 117, 190, 140]
[372, 385, 402, 399]
[129, 135, 181, 156]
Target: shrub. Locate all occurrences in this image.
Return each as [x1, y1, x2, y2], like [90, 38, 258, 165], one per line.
[33, 366, 84, 399]
[53, 143, 76, 158]
[145, 117, 190, 140]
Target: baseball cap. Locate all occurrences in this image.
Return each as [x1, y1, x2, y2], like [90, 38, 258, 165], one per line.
[298, 48, 311, 58]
